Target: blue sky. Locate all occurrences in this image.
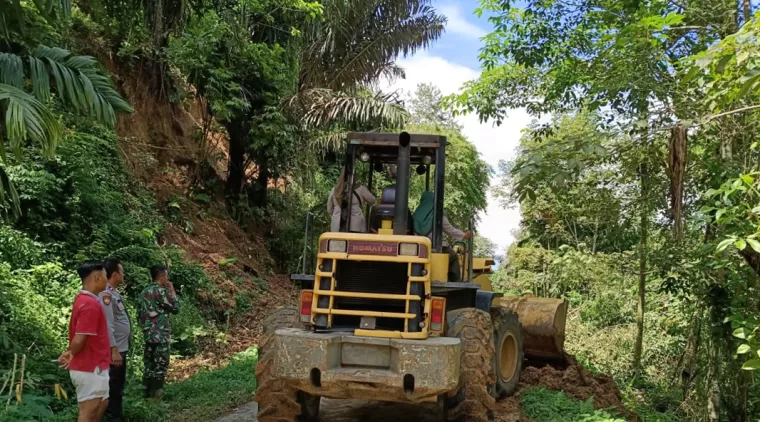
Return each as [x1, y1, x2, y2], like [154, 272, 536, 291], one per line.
[383, 1, 531, 254]
[427, 1, 492, 69]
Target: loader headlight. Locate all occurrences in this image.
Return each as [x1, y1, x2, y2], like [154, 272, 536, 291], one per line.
[328, 240, 347, 253]
[398, 243, 419, 256]
[360, 152, 371, 162]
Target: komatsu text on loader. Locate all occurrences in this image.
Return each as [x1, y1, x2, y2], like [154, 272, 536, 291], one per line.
[255, 132, 568, 422]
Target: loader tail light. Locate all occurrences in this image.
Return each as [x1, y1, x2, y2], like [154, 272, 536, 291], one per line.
[430, 297, 446, 333]
[300, 290, 313, 323]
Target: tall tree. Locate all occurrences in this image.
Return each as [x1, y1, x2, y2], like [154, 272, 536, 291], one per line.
[408, 82, 457, 129]
[405, 83, 491, 230]
[451, 0, 741, 377]
[171, 0, 445, 203]
[167, 1, 319, 202]
[498, 113, 637, 254]
[290, 0, 446, 151]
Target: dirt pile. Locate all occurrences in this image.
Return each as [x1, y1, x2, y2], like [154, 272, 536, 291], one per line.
[507, 353, 635, 421]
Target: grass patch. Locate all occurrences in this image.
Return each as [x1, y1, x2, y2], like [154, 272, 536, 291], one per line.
[45, 347, 258, 422]
[620, 384, 682, 422]
[521, 387, 626, 422]
[165, 346, 258, 421]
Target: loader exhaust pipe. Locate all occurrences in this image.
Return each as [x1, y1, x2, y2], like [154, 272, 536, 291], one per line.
[393, 132, 411, 235]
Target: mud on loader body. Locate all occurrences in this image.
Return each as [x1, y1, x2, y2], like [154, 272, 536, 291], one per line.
[255, 132, 568, 421]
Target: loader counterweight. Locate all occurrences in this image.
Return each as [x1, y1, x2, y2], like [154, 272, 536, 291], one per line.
[271, 329, 461, 403]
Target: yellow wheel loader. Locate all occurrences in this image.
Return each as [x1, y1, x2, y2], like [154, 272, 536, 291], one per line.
[255, 132, 567, 421]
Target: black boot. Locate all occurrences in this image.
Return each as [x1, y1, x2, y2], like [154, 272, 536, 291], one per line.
[144, 379, 155, 399]
[154, 378, 164, 400]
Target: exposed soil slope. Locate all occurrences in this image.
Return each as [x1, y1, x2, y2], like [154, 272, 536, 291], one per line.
[78, 53, 300, 378]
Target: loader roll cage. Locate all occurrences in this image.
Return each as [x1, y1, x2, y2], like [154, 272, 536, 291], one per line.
[292, 131, 499, 323]
[339, 132, 448, 253]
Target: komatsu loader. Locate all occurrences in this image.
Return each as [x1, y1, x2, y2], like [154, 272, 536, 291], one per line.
[255, 132, 567, 421]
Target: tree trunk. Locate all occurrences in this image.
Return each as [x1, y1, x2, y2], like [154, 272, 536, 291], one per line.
[706, 335, 721, 422]
[224, 119, 250, 198]
[149, 0, 167, 96]
[633, 162, 648, 377]
[668, 125, 687, 242]
[738, 371, 749, 421]
[251, 152, 270, 208]
[738, 247, 760, 277]
[679, 311, 701, 397]
[743, 0, 752, 23]
[706, 283, 729, 422]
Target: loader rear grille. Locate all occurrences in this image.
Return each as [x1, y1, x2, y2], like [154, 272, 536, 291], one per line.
[333, 260, 408, 331]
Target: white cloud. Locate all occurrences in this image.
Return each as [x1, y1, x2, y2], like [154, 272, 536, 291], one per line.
[381, 53, 531, 254]
[439, 4, 488, 39]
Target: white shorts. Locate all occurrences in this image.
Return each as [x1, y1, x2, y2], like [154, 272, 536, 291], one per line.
[70, 368, 110, 402]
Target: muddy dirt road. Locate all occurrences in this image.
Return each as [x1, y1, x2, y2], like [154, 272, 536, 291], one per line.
[215, 356, 628, 422]
[215, 398, 524, 422]
[215, 399, 444, 422]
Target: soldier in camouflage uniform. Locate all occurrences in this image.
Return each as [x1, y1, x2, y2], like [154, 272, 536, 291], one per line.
[138, 265, 179, 399]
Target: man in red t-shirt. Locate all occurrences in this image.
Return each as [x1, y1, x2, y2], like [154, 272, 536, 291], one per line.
[58, 261, 111, 422]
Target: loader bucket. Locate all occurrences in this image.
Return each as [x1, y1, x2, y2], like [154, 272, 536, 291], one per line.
[498, 296, 568, 362]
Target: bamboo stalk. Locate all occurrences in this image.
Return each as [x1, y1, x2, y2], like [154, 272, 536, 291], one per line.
[5, 354, 17, 410]
[0, 363, 10, 397]
[17, 354, 25, 405]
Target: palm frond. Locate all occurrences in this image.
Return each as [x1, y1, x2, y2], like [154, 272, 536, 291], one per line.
[31, 45, 133, 127]
[32, 0, 72, 19]
[300, 0, 445, 90]
[0, 163, 20, 217]
[0, 83, 61, 160]
[1, 0, 70, 34]
[0, 53, 25, 89]
[303, 88, 409, 129]
[307, 127, 352, 152]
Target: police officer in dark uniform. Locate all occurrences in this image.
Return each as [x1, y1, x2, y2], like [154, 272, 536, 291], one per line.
[99, 258, 131, 421]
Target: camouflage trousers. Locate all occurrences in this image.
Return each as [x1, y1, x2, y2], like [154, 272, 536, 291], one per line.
[143, 342, 170, 383]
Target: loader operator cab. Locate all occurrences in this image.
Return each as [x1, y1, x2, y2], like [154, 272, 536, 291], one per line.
[291, 131, 488, 333]
[336, 132, 445, 243]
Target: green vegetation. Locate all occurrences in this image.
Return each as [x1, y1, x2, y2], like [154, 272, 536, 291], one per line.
[5, 0, 760, 420]
[460, 1, 760, 420]
[0, 108, 224, 419]
[44, 347, 258, 422]
[162, 347, 259, 422]
[0, 1, 491, 420]
[521, 388, 625, 422]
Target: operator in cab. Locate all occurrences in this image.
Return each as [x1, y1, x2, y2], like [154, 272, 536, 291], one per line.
[413, 190, 472, 282]
[328, 167, 376, 232]
[374, 165, 415, 234]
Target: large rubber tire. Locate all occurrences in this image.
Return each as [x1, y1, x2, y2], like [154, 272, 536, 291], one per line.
[490, 307, 524, 398]
[444, 308, 496, 422]
[255, 307, 320, 422]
